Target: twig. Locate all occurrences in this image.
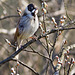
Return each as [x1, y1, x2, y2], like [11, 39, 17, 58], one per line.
[67, 58, 72, 75]
[4, 38, 16, 49]
[12, 59, 39, 75]
[23, 49, 55, 71]
[24, 48, 52, 61]
[24, 44, 55, 73]
[42, 1, 51, 74]
[64, 19, 75, 27]
[0, 15, 19, 20]
[38, 40, 48, 51]
[50, 32, 58, 59]
[65, 3, 72, 21]
[54, 44, 75, 75]
[42, 0, 49, 55]
[69, 64, 75, 75]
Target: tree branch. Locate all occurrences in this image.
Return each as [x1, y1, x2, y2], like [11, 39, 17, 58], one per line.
[0, 15, 19, 20]
[0, 27, 75, 66]
[12, 59, 39, 75]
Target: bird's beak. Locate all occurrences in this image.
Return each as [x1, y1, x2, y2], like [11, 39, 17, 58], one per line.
[35, 8, 38, 15]
[32, 8, 38, 15]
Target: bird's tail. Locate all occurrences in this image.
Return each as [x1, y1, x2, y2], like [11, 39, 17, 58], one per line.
[15, 46, 19, 60]
[15, 39, 23, 60]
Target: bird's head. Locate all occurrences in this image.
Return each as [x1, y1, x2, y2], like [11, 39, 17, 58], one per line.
[23, 4, 38, 17]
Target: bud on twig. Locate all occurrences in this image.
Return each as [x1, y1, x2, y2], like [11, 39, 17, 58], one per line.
[65, 59, 67, 63]
[72, 58, 75, 64]
[42, 8, 47, 14]
[67, 55, 69, 59]
[42, 2, 48, 8]
[11, 67, 15, 73]
[68, 62, 70, 65]
[39, 22, 45, 33]
[5, 39, 11, 46]
[61, 15, 67, 19]
[17, 7, 22, 16]
[56, 56, 59, 59]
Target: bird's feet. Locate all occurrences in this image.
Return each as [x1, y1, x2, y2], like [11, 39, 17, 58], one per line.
[29, 36, 37, 40]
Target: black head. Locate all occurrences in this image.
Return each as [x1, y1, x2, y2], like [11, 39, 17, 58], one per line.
[28, 4, 35, 12]
[23, 4, 38, 17]
[27, 4, 38, 17]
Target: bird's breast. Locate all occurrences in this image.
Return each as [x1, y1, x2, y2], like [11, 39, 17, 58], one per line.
[20, 16, 39, 39]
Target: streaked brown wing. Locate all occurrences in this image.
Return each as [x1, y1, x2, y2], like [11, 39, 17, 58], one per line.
[14, 17, 22, 42]
[14, 27, 20, 42]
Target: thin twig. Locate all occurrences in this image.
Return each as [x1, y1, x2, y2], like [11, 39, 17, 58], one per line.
[12, 59, 39, 75]
[23, 49, 55, 71]
[0, 15, 19, 20]
[67, 58, 72, 75]
[24, 47, 52, 61]
[42, 0, 49, 55]
[38, 40, 48, 51]
[65, 4, 72, 21]
[64, 20, 75, 27]
[42, 1, 50, 74]
[50, 32, 58, 59]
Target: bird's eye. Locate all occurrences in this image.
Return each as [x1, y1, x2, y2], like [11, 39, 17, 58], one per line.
[31, 7, 33, 10]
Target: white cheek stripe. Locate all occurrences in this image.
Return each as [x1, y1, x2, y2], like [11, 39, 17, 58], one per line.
[32, 9, 36, 13]
[32, 9, 38, 15]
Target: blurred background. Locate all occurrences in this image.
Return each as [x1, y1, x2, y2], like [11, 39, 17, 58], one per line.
[0, 0, 75, 75]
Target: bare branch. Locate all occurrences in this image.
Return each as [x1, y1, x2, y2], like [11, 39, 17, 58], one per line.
[0, 15, 19, 21]
[0, 27, 75, 66]
[54, 44, 75, 74]
[12, 59, 39, 75]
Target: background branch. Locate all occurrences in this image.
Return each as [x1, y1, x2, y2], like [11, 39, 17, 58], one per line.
[0, 15, 19, 20]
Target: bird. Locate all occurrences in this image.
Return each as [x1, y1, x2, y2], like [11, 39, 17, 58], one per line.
[14, 4, 39, 58]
